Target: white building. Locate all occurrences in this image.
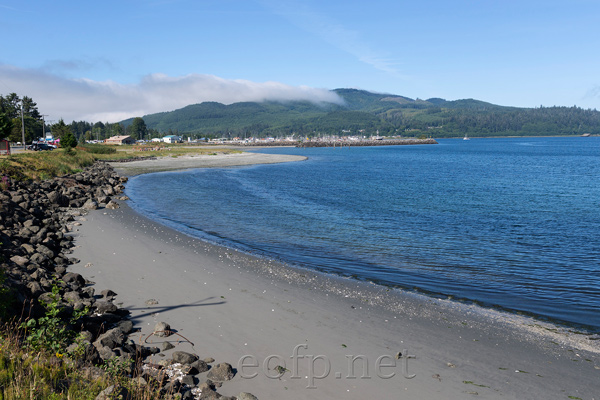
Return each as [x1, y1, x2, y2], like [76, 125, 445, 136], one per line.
[162, 135, 182, 143]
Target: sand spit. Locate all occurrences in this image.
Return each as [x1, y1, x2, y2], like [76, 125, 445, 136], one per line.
[110, 152, 307, 176]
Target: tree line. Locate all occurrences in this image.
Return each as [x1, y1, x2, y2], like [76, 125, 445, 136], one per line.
[0, 93, 154, 144]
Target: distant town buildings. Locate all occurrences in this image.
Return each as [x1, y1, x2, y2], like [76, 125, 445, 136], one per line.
[105, 135, 135, 145]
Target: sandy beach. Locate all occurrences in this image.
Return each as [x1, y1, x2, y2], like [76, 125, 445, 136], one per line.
[68, 154, 599, 399]
[109, 152, 307, 176]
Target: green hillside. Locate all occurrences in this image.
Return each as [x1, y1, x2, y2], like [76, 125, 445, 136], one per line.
[123, 89, 600, 138]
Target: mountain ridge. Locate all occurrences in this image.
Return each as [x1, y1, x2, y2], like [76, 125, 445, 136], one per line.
[121, 89, 600, 138]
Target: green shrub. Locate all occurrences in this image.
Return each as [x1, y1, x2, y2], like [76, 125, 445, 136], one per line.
[20, 285, 88, 354]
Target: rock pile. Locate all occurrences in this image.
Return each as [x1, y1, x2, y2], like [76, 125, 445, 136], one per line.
[0, 162, 256, 400]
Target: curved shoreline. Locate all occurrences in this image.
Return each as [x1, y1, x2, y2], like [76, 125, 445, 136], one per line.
[69, 200, 600, 399]
[109, 152, 307, 176]
[65, 159, 600, 398]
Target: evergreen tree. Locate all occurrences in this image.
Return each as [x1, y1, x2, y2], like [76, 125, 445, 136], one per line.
[52, 119, 76, 148]
[128, 117, 148, 140]
[0, 113, 13, 140]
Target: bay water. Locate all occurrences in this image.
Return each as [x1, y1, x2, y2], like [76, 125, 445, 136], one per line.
[125, 137, 600, 332]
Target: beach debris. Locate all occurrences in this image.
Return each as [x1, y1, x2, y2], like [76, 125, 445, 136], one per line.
[145, 298, 159, 305]
[447, 362, 456, 368]
[342, 344, 347, 348]
[272, 365, 289, 377]
[432, 374, 442, 381]
[395, 351, 402, 359]
[463, 381, 489, 388]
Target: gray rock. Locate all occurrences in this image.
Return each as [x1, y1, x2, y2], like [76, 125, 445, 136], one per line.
[97, 195, 110, 204]
[10, 255, 28, 267]
[154, 321, 171, 337]
[46, 190, 67, 206]
[105, 200, 119, 209]
[67, 342, 100, 365]
[63, 291, 83, 304]
[101, 289, 117, 299]
[21, 243, 35, 254]
[95, 301, 118, 314]
[116, 320, 134, 335]
[94, 327, 126, 350]
[36, 244, 55, 259]
[198, 382, 221, 399]
[82, 286, 95, 298]
[62, 272, 86, 286]
[162, 342, 175, 351]
[94, 385, 129, 400]
[96, 345, 117, 361]
[238, 393, 259, 400]
[83, 199, 98, 210]
[206, 363, 235, 382]
[172, 351, 198, 365]
[181, 374, 197, 387]
[30, 253, 47, 264]
[190, 359, 210, 374]
[38, 291, 57, 304]
[161, 379, 182, 395]
[26, 281, 43, 297]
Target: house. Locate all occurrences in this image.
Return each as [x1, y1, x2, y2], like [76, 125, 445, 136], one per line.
[162, 135, 182, 144]
[151, 138, 162, 143]
[105, 135, 135, 145]
[0, 139, 10, 155]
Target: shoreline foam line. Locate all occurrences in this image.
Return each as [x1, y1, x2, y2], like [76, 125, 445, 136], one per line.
[68, 198, 600, 399]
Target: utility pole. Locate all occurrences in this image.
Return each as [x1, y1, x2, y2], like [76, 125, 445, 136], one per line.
[41, 115, 49, 140]
[21, 103, 25, 146]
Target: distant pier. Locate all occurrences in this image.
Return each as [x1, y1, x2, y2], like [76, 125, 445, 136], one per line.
[297, 138, 438, 148]
[226, 138, 438, 147]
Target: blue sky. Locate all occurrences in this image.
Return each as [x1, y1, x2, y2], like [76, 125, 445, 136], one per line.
[1, 0, 599, 122]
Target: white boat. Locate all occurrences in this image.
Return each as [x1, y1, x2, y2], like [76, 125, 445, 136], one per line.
[463, 134, 470, 140]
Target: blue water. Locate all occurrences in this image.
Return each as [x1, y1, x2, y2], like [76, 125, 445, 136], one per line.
[126, 137, 600, 332]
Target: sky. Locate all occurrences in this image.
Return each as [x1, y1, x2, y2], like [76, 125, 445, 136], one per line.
[1, 0, 599, 123]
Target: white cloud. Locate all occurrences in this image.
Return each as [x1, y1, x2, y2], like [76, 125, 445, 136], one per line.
[0, 64, 342, 123]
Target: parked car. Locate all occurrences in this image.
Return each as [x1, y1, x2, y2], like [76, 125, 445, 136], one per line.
[27, 142, 54, 151]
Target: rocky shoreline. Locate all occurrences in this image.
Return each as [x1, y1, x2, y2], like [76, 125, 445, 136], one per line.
[0, 162, 256, 400]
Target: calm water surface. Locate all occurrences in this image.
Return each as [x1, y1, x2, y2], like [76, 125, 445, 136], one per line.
[126, 137, 600, 331]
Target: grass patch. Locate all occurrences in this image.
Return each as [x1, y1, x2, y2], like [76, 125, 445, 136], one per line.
[0, 311, 169, 399]
[77, 143, 117, 154]
[0, 145, 243, 182]
[0, 149, 96, 181]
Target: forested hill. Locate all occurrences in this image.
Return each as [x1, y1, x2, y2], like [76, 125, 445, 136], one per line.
[122, 89, 600, 138]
